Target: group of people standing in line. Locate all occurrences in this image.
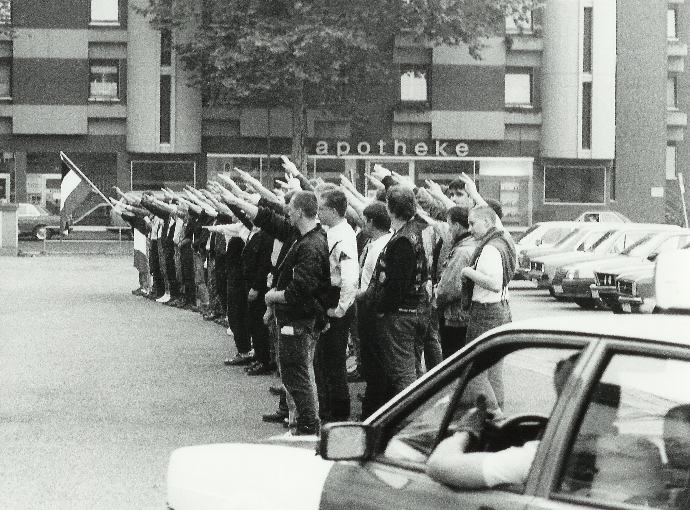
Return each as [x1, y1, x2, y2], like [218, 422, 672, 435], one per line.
[111, 156, 517, 437]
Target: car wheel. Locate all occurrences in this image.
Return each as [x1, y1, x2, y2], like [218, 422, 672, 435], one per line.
[33, 225, 48, 240]
[574, 298, 598, 309]
[548, 287, 567, 302]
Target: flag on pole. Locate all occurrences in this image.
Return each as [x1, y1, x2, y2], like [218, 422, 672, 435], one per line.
[59, 153, 108, 233]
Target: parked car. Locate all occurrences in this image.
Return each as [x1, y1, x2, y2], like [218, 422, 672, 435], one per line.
[615, 265, 656, 314]
[591, 235, 690, 310]
[166, 253, 690, 510]
[529, 224, 675, 291]
[556, 229, 690, 308]
[517, 224, 613, 283]
[514, 221, 583, 258]
[575, 210, 631, 223]
[16, 202, 60, 240]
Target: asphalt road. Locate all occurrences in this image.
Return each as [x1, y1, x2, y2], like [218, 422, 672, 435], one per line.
[0, 254, 592, 510]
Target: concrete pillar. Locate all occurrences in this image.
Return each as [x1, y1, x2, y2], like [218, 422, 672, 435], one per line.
[0, 203, 18, 256]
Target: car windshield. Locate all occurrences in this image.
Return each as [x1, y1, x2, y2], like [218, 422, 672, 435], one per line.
[588, 230, 617, 252]
[554, 229, 580, 247]
[517, 224, 542, 244]
[620, 233, 659, 257]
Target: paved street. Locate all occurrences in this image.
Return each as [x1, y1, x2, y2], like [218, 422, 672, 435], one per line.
[0, 254, 593, 510]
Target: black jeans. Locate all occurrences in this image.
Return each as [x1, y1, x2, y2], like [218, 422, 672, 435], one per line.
[359, 303, 389, 420]
[315, 308, 354, 422]
[439, 319, 468, 359]
[227, 280, 250, 354]
[246, 298, 271, 363]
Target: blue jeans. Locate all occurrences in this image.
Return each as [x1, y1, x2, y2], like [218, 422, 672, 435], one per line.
[277, 317, 319, 433]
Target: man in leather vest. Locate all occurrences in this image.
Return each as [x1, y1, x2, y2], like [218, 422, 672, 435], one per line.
[370, 185, 429, 404]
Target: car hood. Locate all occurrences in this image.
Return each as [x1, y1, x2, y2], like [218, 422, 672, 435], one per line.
[534, 252, 613, 267]
[167, 442, 333, 510]
[571, 256, 649, 274]
[617, 265, 655, 282]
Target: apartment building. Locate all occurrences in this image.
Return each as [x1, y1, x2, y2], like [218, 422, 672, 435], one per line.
[0, 0, 686, 228]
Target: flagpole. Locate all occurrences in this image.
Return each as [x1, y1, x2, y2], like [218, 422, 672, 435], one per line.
[59, 151, 112, 206]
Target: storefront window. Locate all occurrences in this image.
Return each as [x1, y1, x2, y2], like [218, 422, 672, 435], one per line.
[131, 161, 196, 191]
[544, 166, 606, 204]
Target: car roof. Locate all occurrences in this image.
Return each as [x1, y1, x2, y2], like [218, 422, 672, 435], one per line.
[484, 314, 690, 348]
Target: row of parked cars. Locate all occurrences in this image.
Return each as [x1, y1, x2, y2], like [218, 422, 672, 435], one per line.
[515, 217, 690, 314]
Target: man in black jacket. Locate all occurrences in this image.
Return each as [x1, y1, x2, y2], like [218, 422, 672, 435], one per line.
[222, 189, 330, 436]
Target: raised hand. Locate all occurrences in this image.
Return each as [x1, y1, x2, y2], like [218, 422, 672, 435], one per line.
[281, 155, 299, 176]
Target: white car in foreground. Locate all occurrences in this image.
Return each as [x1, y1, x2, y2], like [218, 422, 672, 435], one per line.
[167, 252, 690, 510]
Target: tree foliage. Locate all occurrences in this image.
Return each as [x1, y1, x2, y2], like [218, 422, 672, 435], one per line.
[136, 0, 539, 167]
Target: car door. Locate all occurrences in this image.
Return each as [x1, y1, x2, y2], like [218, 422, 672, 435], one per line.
[527, 340, 690, 510]
[318, 332, 592, 510]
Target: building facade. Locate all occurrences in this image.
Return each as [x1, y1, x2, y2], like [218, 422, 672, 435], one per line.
[0, 0, 687, 228]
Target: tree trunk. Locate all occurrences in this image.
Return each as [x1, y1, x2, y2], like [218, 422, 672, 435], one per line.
[291, 82, 309, 176]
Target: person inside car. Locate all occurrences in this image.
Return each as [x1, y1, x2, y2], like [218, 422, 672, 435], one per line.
[426, 353, 579, 489]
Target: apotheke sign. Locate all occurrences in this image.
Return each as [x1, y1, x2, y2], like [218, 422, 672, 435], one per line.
[314, 139, 470, 158]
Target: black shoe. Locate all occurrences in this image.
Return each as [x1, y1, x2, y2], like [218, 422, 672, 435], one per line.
[215, 317, 230, 328]
[184, 304, 200, 312]
[165, 299, 181, 307]
[262, 411, 289, 423]
[243, 360, 261, 372]
[224, 353, 254, 366]
[268, 385, 283, 396]
[246, 362, 274, 376]
[203, 312, 221, 321]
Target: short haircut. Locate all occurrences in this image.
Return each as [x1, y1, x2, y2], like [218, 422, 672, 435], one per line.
[447, 179, 465, 193]
[447, 206, 469, 229]
[315, 182, 338, 198]
[469, 205, 498, 226]
[485, 198, 503, 219]
[291, 191, 318, 219]
[321, 189, 348, 217]
[375, 189, 387, 202]
[363, 201, 391, 232]
[386, 185, 417, 221]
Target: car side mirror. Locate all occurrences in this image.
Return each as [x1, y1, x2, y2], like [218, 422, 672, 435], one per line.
[320, 423, 371, 461]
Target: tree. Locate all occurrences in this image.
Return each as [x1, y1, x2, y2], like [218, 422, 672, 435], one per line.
[136, 0, 538, 172]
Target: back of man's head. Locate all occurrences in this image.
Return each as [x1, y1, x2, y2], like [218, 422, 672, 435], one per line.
[291, 191, 318, 219]
[315, 182, 338, 198]
[386, 185, 417, 221]
[447, 179, 465, 193]
[363, 201, 392, 232]
[469, 205, 498, 226]
[321, 188, 348, 217]
[447, 206, 469, 229]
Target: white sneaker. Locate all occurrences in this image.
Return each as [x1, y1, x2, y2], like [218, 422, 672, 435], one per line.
[156, 293, 171, 303]
[226, 326, 234, 337]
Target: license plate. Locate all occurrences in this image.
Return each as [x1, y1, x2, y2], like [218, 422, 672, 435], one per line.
[621, 303, 631, 313]
[591, 289, 599, 298]
[553, 285, 563, 294]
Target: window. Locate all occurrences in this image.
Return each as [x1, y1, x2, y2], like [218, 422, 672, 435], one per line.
[669, 8, 678, 39]
[667, 145, 677, 180]
[131, 160, 195, 191]
[0, 0, 10, 24]
[556, 353, 690, 508]
[0, 59, 11, 98]
[89, 61, 119, 101]
[161, 29, 172, 67]
[505, 71, 532, 107]
[400, 66, 428, 103]
[544, 166, 606, 204]
[581, 82, 592, 150]
[582, 7, 593, 73]
[668, 76, 678, 109]
[90, 0, 118, 24]
[383, 344, 581, 466]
